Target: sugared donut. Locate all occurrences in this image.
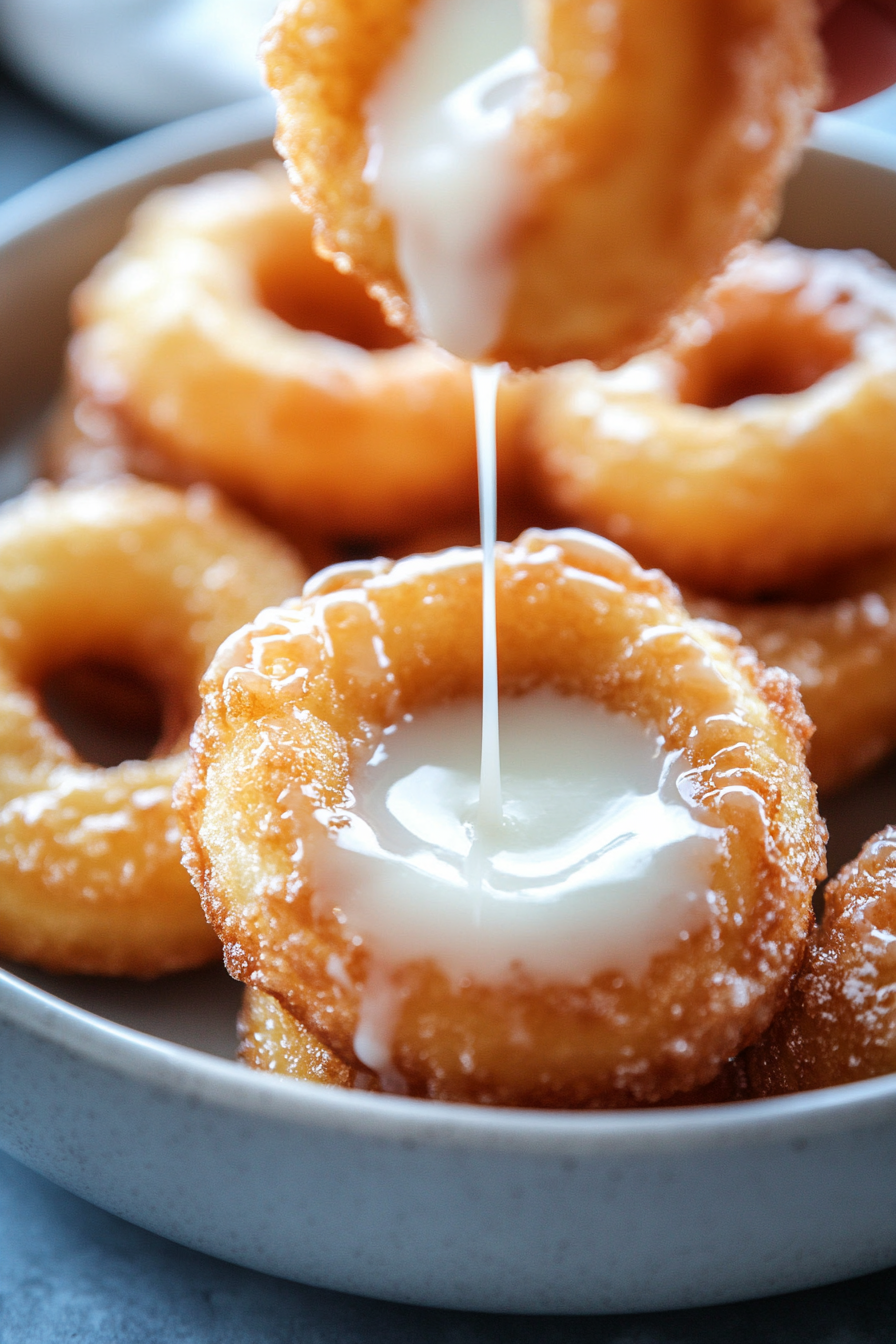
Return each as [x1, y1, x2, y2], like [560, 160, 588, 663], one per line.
[529, 242, 896, 596]
[743, 827, 896, 1094]
[239, 986, 370, 1087]
[177, 529, 824, 1107]
[0, 479, 305, 977]
[64, 166, 527, 542]
[263, 0, 820, 368]
[239, 983, 758, 1105]
[690, 549, 896, 794]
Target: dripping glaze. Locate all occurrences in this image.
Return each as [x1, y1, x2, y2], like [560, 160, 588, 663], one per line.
[363, 0, 539, 360]
[328, 0, 730, 1086]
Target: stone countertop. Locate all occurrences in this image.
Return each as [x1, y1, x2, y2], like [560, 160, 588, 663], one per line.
[2, 56, 896, 1344]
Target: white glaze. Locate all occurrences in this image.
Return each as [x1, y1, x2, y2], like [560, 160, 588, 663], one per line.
[312, 690, 723, 989]
[472, 363, 504, 838]
[363, 0, 539, 358]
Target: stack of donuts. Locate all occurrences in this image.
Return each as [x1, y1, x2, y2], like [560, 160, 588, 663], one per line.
[3, 0, 896, 1107]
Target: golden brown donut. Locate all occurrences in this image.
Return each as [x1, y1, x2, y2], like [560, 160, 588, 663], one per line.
[529, 243, 896, 595]
[263, 0, 821, 369]
[238, 986, 376, 1088]
[64, 166, 528, 542]
[239, 984, 757, 1106]
[688, 548, 896, 794]
[41, 392, 341, 579]
[743, 826, 896, 1094]
[177, 529, 824, 1107]
[0, 478, 305, 977]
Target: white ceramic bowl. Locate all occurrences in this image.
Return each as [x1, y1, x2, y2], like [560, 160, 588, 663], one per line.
[1, 99, 896, 1315]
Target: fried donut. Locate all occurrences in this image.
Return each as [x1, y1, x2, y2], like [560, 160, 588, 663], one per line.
[65, 166, 527, 541]
[238, 986, 373, 1088]
[743, 827, 896, 1094]
[529, 243, 896, 596]
[262, 0, 820, 368]
[239, 984, 759, 1106]
[689, 549, 896, 794]
[178, 530, 824, 1107]
[0, 479, 305, 977]
[41, 392, 341, 580]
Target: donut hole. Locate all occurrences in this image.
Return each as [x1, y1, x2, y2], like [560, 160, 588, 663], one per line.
[255, 247, 407, 352]
[40, 659, 167, 767]
[676, 297, 855, 409]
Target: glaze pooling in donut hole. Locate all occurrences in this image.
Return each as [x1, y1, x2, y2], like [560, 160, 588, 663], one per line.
[530, 242, 896, 597]
[0, 479, 305, 978]
[177, 531, 824, 1107]
[62, 167, 528, 542]
[263, 0, 821, 369]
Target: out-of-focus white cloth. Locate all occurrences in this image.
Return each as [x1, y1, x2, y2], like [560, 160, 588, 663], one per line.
[0, 0, 276, 133]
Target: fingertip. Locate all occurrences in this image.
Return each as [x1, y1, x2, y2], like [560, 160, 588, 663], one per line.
[821, 0, 896, 109]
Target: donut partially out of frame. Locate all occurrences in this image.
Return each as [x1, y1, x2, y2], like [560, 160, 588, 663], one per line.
[0, 479, 304, 977]
[743, 827, 896, 1094]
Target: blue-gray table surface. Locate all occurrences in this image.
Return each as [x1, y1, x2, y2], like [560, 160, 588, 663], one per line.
[2, 60, 896, 1344]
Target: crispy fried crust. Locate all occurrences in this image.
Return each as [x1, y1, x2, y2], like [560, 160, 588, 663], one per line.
[263, 0, 821, 369]
[744, 827, 896, 1094]
[238, 986, 370, 1087]
[65, 166, 530, 540]
[528, 243, 896, 595]
[177, 529, 824, 1106]
[0, 479, 305, 977]
[690, 549, 896, 795]
[239, 985, 758, 1107]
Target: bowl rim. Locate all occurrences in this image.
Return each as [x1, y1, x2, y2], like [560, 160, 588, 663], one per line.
[5, 962, 896, 1155]
[0, 94, 277, 249]
[2, 97, 896, 1161]
[2, 97, 896, 246]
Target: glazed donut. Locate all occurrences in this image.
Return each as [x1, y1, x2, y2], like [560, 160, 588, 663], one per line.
[529, 242, 896, 596]
[743, 827, 896, 1094]
[239, 984, 758, 1106]
[262, 0, 820, 368]
[177, 529, 824, 1107]
[0, 479, 305, 977]
[65, 166, 527, 542]
[689, 548, 896, 794]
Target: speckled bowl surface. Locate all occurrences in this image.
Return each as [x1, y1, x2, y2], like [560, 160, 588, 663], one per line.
[1, 99, 896, 1314]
